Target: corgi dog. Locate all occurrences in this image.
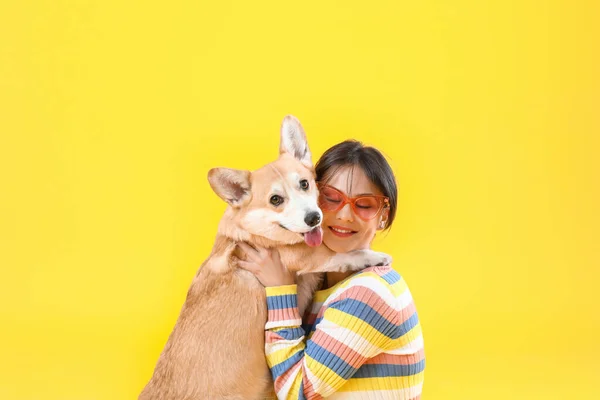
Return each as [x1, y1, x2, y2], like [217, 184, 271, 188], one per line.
[139, 116, 391, 400]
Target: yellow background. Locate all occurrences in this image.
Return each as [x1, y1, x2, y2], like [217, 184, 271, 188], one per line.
[1, 1, 599, 399]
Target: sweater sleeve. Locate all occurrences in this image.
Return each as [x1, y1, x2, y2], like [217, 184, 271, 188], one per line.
[264, 280, 401, 399]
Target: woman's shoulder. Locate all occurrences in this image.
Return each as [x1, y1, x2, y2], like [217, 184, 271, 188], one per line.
[326, 264, 405, 306]
[358, 264, 402, 285]
[348, 264, 404, 292]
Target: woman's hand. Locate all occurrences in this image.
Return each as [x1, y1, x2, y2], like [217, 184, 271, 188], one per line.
[235, 242, 296, 287]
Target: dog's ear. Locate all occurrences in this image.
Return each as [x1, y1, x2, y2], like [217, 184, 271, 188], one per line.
[208, 168, 252, 207]
[279, 115, 312, 168]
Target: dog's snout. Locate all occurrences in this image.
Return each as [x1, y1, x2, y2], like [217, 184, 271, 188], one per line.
[304, 211, 321, 227]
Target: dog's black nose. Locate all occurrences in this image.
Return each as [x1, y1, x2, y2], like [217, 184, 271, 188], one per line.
[304, 211, 321, 227]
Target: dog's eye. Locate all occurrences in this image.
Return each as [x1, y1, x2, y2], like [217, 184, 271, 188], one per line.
[270, 195, 284, 206]
[299, 179, 309, 191]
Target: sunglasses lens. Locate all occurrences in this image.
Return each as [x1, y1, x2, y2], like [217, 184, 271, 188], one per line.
[354, 197, 381, 220]
[318, 186, 344, 211]
[318, 185, 386, 221]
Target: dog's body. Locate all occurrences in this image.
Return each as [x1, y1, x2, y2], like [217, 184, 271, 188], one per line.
[139, 117, 390, 400]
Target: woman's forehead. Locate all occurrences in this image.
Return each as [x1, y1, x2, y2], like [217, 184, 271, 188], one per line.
[325, 165, 382, 196]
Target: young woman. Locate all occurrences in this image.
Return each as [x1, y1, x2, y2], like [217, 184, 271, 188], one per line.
[238, 140, 425, 399]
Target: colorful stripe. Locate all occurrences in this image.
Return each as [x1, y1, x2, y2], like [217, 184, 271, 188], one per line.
[264, 265, 425, 399]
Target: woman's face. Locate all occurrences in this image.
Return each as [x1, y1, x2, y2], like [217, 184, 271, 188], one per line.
[320, 165, 389, 253]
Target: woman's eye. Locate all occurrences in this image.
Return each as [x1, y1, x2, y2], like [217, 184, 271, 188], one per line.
[270, 195, 284, 206]
[300, 179, 309, 190]
[356, 205, 372, 209]
[325, 197, 341, 203]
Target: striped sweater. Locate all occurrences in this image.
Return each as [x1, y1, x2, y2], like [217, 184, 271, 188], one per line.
[264, 265, 425, 399]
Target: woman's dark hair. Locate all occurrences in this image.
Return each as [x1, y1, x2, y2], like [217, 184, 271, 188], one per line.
[315, 140, 398, 230]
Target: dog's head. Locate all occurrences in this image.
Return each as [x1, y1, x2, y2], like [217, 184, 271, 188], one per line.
[208, 115, 323, 246]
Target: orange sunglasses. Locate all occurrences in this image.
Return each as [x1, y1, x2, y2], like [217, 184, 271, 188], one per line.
[317, 183, 389, 221]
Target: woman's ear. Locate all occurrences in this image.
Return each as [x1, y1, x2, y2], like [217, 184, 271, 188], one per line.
[377, 208, 390, 230]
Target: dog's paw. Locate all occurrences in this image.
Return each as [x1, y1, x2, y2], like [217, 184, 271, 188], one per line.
[321, 250, 393, 273]
[353, 249, 392, 269]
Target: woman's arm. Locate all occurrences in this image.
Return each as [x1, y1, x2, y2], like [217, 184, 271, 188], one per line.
[264, 278, 402, 399]
[236, 243, 422, 399]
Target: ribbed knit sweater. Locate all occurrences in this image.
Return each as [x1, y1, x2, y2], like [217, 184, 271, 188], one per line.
[264, 265, 425, 399]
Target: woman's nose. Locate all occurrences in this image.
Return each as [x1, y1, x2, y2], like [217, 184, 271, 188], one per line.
[336, 203, 354, 222]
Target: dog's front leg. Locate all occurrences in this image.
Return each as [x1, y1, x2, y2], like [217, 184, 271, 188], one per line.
[295, 249, 392, 314]
[300, 248, 392, 274]
[282, 244, 392, 275]
[280, 246, 391, 315]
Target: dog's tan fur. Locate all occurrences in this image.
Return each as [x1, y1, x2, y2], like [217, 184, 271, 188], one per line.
[139, 116, 390, 400]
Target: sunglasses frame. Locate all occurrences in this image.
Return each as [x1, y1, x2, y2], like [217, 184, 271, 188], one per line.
[317, 183, 390, 221]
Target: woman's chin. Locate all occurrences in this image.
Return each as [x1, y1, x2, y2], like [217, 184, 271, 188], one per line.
[323, 235, 355, 254]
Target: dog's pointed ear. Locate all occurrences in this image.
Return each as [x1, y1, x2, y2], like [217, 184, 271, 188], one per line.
[208, 168, 252, 207]
[280, 115, 313, 168]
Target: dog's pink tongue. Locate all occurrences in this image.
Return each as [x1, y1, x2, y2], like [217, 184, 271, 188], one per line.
[304, 227, 323, 247]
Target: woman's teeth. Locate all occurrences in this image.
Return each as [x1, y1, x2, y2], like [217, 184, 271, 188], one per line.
[331, 227, 353, 234]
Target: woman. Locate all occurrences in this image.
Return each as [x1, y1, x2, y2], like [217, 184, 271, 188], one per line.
[238, 140, 425, 399]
